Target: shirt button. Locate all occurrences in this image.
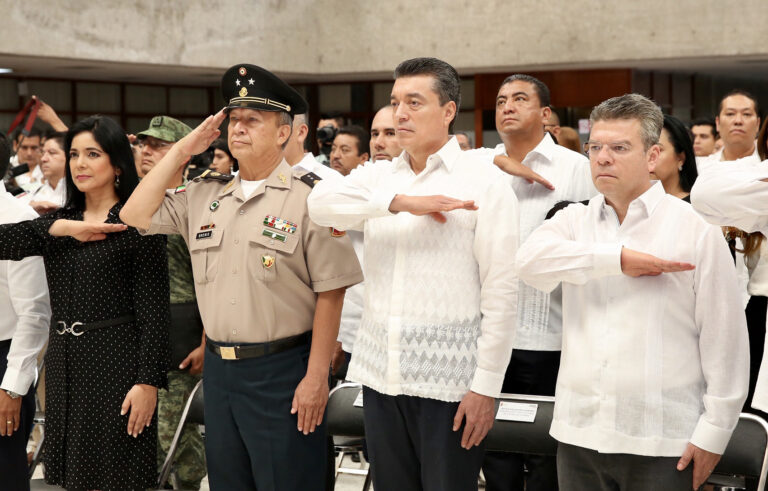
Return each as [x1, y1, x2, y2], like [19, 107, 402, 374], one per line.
[269, 240, 275, 245]
[234, 239, 239, 244]
[230, 299, 236, 304]
[232, 329, 237, 335]
[239, 210, 245, 215]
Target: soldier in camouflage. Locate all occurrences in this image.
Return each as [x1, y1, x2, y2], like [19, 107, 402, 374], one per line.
[137, 116, 207, 489]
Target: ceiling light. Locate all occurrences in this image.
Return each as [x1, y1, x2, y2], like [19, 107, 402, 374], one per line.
[0, 68, 13, 74]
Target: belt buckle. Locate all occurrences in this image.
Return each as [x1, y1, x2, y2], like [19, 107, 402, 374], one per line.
[219, 346, 237, 360]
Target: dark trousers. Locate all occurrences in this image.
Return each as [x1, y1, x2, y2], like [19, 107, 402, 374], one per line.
[362, 386, 485, 491]
[482, 349, 561, 491]
[0, 340, 36, 491]
[556, 442, 692, 491]
[203, 341, 326, 491]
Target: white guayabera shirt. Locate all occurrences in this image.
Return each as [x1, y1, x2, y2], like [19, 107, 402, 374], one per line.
[517, 182, 748, 456]
[468, 133, 596, 351]
[308, 137, 519, 402]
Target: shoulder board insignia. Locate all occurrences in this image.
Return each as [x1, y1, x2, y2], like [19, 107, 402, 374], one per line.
[193, 169, 235, 183]
[299, 172, 322, 188]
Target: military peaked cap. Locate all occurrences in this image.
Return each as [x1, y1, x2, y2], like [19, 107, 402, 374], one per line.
[221, 64, 307, 116]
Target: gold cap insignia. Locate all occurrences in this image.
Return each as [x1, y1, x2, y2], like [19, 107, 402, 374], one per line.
[239, 87, 248, 97]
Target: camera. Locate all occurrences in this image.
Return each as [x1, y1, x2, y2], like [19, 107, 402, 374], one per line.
[316, 125, 338, 158]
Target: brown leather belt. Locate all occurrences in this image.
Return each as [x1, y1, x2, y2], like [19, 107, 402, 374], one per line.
[206, 331, 311, 360]
[56, 315, 135, 336]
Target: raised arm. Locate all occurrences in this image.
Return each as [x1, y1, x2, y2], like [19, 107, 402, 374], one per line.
[120, 111, 226, 229]
[691, 160, 768, 235]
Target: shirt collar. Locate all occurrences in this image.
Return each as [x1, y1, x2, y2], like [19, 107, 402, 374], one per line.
[392, 136, 461, 173]
[598, 181, 666, 219]
[494, 133, 556, 164]
[219, 159, 292, 199]
[294, 152, 317, 173]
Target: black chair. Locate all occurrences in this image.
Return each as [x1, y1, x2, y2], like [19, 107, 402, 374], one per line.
[156, 379, 205, 489]
[709, 412, 768, 491]
[326, 382, 371, 490]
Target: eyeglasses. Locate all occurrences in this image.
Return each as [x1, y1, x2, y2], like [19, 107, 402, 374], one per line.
[582, 141, 639, 157]
[138, 139, 173, 150]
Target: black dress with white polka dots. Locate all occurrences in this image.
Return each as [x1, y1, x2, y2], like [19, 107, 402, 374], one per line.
[0, 203, 170, 490]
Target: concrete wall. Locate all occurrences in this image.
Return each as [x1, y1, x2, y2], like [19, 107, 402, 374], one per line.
[2, 0, 767, 77]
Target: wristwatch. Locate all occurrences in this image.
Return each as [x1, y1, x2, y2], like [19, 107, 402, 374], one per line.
[3, 389, 21, 399]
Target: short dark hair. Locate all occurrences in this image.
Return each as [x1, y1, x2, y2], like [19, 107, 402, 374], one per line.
[336, 125, 370, 156]
[690, 118, 717, 138]
[0, 134, 10, 177]
[500, 74, 551, 108]
[662, 115, 698, 193]
[394, 57, 461, 133]
[718, 89, 759, 115]
[13, 126, 43, 145]
[210, 138, 238, 172]
[64, 116, 139, 211]
[319, 111, 346, 128]
[44, 131, 66, 151]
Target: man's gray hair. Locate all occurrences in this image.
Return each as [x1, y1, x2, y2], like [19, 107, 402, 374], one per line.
[277, 111, 293, 149]
[589, 94, 663, 150]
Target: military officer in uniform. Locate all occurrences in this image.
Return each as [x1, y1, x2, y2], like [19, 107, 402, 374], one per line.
[121, 64, 363, 490]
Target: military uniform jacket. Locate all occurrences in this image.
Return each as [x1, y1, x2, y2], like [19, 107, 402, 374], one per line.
[145, 160, 363, 343]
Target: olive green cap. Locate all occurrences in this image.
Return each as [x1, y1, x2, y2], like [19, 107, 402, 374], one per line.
[136, 116, 192, 143]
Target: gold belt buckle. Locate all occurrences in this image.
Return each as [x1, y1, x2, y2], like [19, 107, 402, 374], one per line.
[219, 346, 237, 360]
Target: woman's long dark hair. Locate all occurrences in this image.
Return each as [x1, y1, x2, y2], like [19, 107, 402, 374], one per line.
[64, 116, 139, 210]
[662, 115, 698, 193]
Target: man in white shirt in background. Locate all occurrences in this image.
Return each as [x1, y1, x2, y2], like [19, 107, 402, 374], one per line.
[369, 105, 402, 162]
[468, 74, 596, 491]
[0, 133, 51, 491]
[698, 90, 761, 169]
[308, 57, 519, 491]
[9, 127, 44, 194]
[689, 118, 718, 158]
[285, 112, 341, 181]
[516, 93, 748, 491]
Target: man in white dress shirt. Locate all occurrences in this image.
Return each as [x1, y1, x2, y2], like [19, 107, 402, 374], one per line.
[0, 134, 51, 491]
[308, 57, 519, 490]
[698, 90, 761, 169]
[517, 94, 749, 491]
[469, 74, 596, 491]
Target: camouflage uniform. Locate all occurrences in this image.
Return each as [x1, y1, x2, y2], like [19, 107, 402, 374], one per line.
[139, 117, 207, 490]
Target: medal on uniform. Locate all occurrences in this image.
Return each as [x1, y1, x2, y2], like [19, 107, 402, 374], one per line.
[210, 200, 220, 211]
[261, 255, 275, 268]
[264, 215, 297, 234]
[262, 229, 287, 242]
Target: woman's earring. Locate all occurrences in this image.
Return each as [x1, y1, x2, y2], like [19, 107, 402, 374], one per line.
[678, 164, 683, 172]
[115, 174, 121, 187]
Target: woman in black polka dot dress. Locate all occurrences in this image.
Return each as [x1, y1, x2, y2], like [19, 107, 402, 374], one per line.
[0, 116, 169, 490]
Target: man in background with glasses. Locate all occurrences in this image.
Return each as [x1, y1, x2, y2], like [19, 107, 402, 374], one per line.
[136, 115, 208, 490]
[516, 93, 748, 491]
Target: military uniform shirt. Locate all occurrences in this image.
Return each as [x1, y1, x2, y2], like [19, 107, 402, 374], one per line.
[144, 159, 363, 343]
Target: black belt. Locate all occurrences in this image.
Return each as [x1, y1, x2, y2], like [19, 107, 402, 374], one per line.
[207, 331, 311, 360]
[56, 315, 135, 336]
[0, 339, 10, 349]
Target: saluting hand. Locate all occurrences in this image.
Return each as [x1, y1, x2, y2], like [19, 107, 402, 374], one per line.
[620, 247, 695, 277]
[121, 383, 158, 438]
[291, 373, 329, 435]
[175, 110, 227, 158]
[389, 194, 478, 223]
[493, 155, 555, 190]
[453, 391, 495, 449]
[48, 219, 127, 242]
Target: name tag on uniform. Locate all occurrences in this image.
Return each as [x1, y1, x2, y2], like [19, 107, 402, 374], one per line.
[196, 230, 213, 240]
[262, 229, 287, 242]
[495, 401, 538, 423]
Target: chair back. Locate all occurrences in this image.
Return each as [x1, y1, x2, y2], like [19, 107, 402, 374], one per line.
[327, 383, 365, 437]
[484, 393, 558, 455]
[185, 381, 205, 426]
[714, 413, 768, 490]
